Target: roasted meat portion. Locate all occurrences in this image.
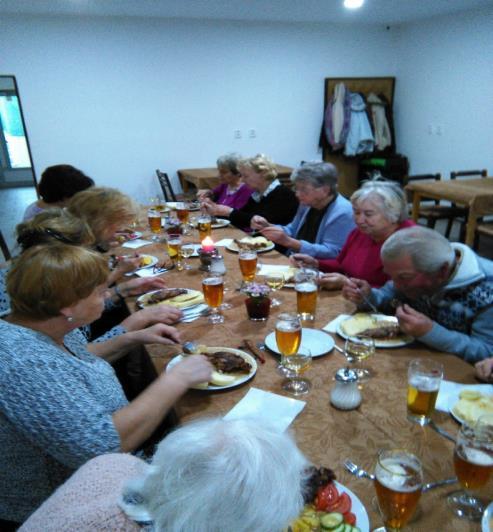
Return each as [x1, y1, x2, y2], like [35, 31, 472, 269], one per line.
[147, 288, 187, 305]
[359, 322, 401, 339]
[204, 352, 252, 374]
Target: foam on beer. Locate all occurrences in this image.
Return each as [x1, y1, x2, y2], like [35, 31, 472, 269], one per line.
[295, 282, 317, 293]
[376, 459, 420, 492]
[409, 374, 440, 392]
[461, 447, 493, 466]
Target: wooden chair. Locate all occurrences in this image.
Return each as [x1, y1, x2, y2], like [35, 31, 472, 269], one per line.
[445, 169, 489, 239]
[403, 173, 465, 231]
[155, 170, 177, 202]
[474, 222, 493, 251]
[0, 230, 11, 261]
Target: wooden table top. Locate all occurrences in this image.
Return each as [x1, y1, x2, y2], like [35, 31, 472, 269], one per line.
[406, 177, 493, 211]
[118, 221, 489, 532]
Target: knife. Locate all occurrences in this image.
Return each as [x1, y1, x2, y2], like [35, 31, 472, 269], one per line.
[240, 339, 266, 364]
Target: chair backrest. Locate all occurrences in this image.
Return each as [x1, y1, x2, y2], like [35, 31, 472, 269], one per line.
[155, 169, 177, 202]
[450, 169, 488, 180]
[0, 230, 12, 261]
[403, 173, 441, 204]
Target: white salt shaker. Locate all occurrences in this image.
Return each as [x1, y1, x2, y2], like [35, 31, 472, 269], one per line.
[210, 254, 226, 275]
[330, 368, 362, 410]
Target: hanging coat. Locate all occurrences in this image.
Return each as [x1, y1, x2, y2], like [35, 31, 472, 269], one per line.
[324, 82, 351, 151]
[367, 93, 392, 151]
[344, 93, 375, 156]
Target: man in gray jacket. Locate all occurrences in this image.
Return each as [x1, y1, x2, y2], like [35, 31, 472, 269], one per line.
[343, 226, 493, 363]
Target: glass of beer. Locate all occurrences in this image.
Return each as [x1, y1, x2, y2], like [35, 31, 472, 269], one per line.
[202, 275, 225, 324]
[448, 414, 493, 521]
[275, 313, 311, 395]
[197, 214, 212, 240]
[147, 208, 162, 241]
[176, 202, 190, 224]
[295, 269, 318, 322]
[374, 449, 423, 531]
[239, 249, 257, 284]
[406, 359, 443, 425]
[344, 335, 375, 382]
[167, 237, 183, 269]
[265, 271, 284, 307]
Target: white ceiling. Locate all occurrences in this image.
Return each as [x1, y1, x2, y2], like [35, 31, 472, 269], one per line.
[1, 0, 492, 25]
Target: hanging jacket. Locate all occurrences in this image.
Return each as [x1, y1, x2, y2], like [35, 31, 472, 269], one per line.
[344, 93, 375, 156]
[367, 93, 392, 151]
[324, 82, 351, 151]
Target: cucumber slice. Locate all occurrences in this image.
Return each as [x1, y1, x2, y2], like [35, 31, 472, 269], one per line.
[320, 512, 344, 530]
[352, 528, 361, 532]
[343, 525, 352, 532]
[331, 525, 346, 532]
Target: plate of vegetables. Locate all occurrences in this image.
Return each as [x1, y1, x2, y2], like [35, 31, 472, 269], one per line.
[290, 467, 369, 532]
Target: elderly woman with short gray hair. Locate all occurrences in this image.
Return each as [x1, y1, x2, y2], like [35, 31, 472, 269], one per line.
[196, 153, 253, 210]
[251, 161, 354, 258]
[291, 179, 415, 289]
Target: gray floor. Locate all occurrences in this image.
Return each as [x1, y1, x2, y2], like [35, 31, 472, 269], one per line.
[0, 186, 492, 259]
[0, 186, 37, 253]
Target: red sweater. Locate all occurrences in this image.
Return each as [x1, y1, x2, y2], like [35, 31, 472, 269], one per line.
[318, 220, 415, 287]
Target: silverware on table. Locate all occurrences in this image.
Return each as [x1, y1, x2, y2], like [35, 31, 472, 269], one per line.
[344, 459, 458, 492]
[357, 287, 379, 314]
[428, 419, 457, 443]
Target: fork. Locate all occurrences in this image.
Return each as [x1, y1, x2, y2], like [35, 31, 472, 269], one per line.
[344, 459, 457, 492]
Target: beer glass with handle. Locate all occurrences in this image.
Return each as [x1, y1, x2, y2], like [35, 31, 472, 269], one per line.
[406, 359, 443, 425]
[448, 414, 493, 521]
[202, 274, 225, 324]
[344, 335, 375, 382]
[197, 214, 212, 241]
[374, 449, 423, 531]
[275, 313, 311, 396]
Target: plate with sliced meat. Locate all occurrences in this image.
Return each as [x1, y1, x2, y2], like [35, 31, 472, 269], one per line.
[337, 313, 414, 348]
[137, 288, 204, 309]
[166, 347, 257, 390]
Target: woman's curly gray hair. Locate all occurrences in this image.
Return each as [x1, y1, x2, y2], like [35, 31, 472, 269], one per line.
[120, 417, 309, 532]
[351, 179, 408, 223]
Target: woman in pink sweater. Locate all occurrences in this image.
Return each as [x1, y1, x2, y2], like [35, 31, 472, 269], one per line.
[291, 180, 415, 289]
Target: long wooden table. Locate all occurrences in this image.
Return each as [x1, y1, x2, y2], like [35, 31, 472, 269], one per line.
[406, 177, 493, 246]
[177, 164, 293, 193]
[118, 222, 489, 532]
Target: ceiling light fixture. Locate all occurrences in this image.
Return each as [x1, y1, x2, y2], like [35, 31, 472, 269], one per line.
[344, 0, 364, 9]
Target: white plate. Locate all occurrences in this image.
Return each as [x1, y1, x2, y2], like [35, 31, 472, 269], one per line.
[337, 313, 414, 348]
[166, 347, 257, 390]
[116, 230, 142, 242]
[137, 288, 204, 309]
[226, 240, 275, 253]
[212, 218, 231, 229]
[448, 391, 493, 425]
[482, 501, 493, 532]
[334, 481, 370, 532]
[264, 328, 335, 358]
[132, 254, 158, 271]
[166, 201, 201, 211]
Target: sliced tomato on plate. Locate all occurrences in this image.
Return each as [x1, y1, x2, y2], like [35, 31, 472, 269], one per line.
[343, 511, 356, 526]
[314, 483, 339, 512]
[328, 491, 352, 514]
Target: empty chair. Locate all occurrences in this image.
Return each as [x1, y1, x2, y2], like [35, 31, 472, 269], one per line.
[445, 169, 489, 239]
[156, 170, 177, 202]
[404, 173, 465, 232]
[0, 230, 11, 261]
[474, 221, 493, 252]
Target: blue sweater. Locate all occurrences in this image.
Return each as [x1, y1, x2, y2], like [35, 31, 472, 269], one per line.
[279, 194, 355, 258]
[0, 321, 127, 522]
[364, 244, 493, 363]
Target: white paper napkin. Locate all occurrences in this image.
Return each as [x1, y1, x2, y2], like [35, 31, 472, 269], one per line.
[121, 239, 153, 249]
[214, 238, 234, 247]
[257, 264, 292, 275]
[323, 314, 351, 333]
[435, 380, 493, 412]
[133, 267, 168, 278]
[224, 387, 306, 432]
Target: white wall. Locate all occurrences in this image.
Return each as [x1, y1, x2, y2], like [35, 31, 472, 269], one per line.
[394, 6, 493, 177]
[1, 14, 396, 199]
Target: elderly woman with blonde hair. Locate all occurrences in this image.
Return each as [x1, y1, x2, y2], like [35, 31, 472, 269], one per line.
[201, 154, 298, 230]
[0, 244, 212, 525]
[20, 418, 309, 532]
[291, 180, 415, 289]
